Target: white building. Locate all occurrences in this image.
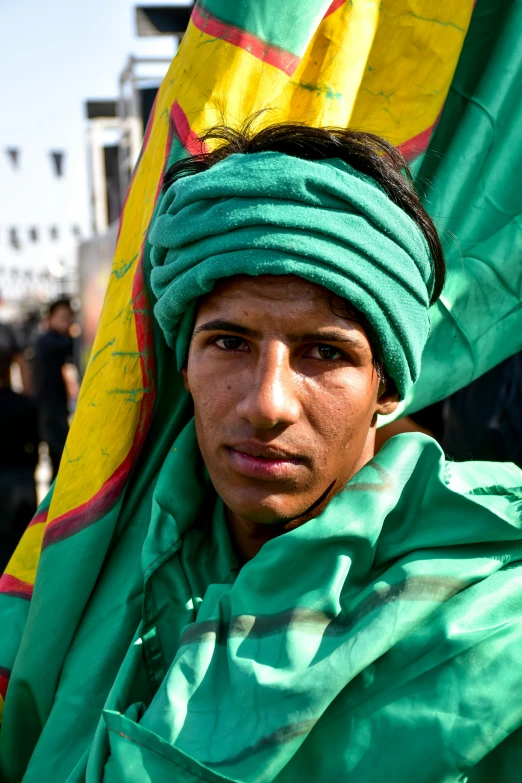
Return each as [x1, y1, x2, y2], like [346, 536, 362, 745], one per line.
[0, 145, 83, 309]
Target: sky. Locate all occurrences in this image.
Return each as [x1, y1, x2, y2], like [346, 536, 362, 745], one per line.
[0, 0, 180, 304]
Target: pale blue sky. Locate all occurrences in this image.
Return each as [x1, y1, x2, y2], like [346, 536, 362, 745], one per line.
[0, 0, 178, 294]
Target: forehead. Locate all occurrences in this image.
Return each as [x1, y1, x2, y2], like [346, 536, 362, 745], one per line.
[52, 305, 72, 318]
[199, 275, 333, 313]
[195, 275, 370, 340]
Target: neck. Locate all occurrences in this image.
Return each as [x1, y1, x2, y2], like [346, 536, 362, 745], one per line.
[225, 512, 282, 563]
[224, 480, 338, 563]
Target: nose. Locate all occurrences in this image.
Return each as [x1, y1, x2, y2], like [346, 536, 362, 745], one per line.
[236, 341, 301, 430]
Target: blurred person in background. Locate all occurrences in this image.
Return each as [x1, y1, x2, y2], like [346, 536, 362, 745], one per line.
[0, 304, 33, 395]
[376, 352, 522, 468]
[442, 352, 522, 468]
[34, 298, 79, 480]
[15, 308, 44, 395]
[0, 348, 39, 573]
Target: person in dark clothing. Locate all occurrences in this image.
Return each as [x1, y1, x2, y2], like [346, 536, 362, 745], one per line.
[0, 320, 32, 394]
[0, 322, 20, 357]
[442, 352, 522, 467]
[34, 299, 76, 480]
[16, 309, 43, 395]
[0, 348, 39, 573]
[377, 353, 522, 468]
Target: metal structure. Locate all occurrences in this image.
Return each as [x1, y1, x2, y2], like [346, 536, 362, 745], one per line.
[85, 4, 197, 236]
[135, 3, 195, 36]
[85, 56, 171, 236]
[117, 55, 172, 197]
[80, 3, 195, 338]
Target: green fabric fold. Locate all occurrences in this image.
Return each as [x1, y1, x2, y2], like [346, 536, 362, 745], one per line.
[134, 430, 522, 783]
[111, 429, 522, 783]
[4, 428, 522, 781]
[150, 152, 434, 398]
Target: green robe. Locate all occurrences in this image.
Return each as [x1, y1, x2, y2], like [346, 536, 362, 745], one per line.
[3, 430, 522, 781]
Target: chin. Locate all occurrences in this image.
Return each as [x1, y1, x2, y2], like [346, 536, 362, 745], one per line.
[219, 486, 307, 526]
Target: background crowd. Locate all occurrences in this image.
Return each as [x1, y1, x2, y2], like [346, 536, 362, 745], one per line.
[0, 298, 79, 571]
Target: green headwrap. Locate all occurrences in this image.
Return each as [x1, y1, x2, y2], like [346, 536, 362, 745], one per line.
[150, 151, 434, 398]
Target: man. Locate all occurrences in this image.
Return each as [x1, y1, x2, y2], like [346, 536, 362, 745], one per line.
[0, 348, 38, 572]
[2, 126, 522, 782]
[34, 298, 78, 479]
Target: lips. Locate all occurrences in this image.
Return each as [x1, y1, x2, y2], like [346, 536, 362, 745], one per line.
[225, 442, 304, 480]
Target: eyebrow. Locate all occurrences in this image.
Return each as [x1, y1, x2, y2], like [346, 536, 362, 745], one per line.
[289, 331, 362, 345]
[193, 319, 262, 339]
[193, 319, 363, 345]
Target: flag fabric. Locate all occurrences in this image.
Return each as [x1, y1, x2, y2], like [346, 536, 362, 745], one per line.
[395, 0, 522, 417]
[0, 0, 520, 774]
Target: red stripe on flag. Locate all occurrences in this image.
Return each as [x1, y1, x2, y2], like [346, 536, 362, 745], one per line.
[28, 508, 49, 528]
[324, 0, 346, 18]
[0, 667, 10, 700]
[192, 4, 301, 76]
[42, 102, 179, 549]
[397, 118, 439, 162]
[42, 455, 132, 547]
[0, 573, 33, 601]
[171, 101, 208, 156]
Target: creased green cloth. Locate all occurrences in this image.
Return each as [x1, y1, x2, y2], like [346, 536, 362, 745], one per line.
[97, 429, 522, 783]
[149, 152, 434, 398]
[3, 430, 522, 781]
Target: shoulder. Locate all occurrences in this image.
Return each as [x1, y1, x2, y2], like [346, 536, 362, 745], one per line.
[0, 388, 35, 414]
[380, 432, 522, 498]
[36, 330, 70, 354]
[36, 330, 52, 348]
[0, 322, 20, 353]
[444, 457, 522, 512]
[374, 434, 522, 556]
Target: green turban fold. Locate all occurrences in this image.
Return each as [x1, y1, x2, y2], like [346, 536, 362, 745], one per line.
[150, 152, 434, 398]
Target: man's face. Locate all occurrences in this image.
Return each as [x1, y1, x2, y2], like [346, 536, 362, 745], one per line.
[49, 305, 73, 335]
[183, 276, 398, 525]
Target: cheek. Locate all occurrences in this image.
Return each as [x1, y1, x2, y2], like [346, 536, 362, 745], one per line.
[304, 371, 378, 445]
[188, 365, 238, 430]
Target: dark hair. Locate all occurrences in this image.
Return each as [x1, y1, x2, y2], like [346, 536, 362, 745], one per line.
[163, 121, 446, 386]
[49, 297, 72, 317]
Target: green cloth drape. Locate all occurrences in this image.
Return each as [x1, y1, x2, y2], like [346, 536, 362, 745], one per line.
[7, 431, 522, 781]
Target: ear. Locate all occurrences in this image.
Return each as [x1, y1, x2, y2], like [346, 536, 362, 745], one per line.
[375, 384, 400, 417]
[181, 366, 191, 394]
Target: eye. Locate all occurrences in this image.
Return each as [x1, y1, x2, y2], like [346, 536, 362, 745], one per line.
[212, 335, 250, 352]
[305, 344, 345, 361]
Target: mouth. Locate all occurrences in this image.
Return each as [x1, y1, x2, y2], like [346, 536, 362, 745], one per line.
[225, 443, 305, 480]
